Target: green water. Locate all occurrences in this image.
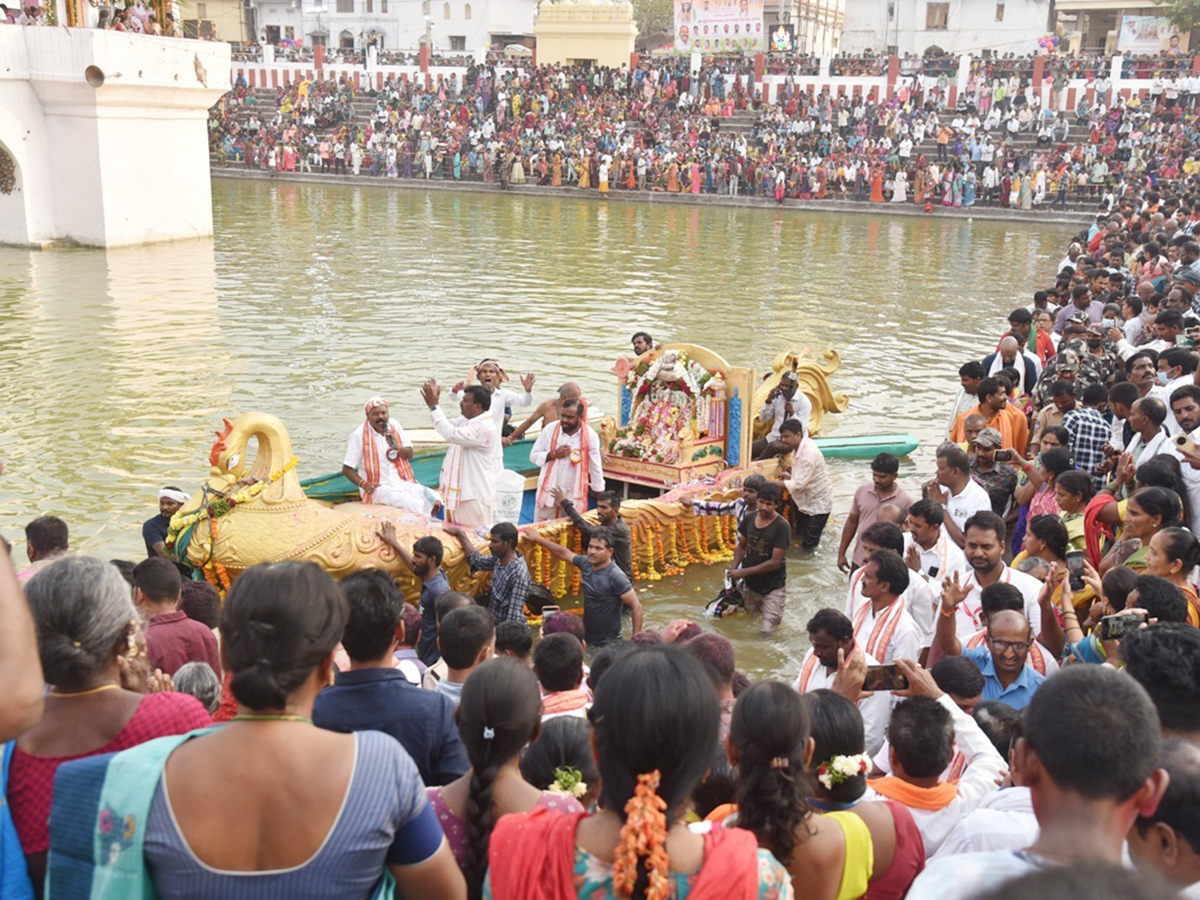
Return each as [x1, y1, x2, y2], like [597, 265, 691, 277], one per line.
[0, 179, 1068, 678]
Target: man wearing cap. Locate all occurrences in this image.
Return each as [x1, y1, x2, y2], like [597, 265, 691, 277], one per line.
[1173, 267, 1200, 315]
[1031, 347, 1104, 409]
[753, 371, 812, 459]
[342, 397, 439, 515]
[969, 429, 1019, 519]
[143, 487, 190, 558]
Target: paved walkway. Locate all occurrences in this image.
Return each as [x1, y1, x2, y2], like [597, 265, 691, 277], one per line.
[211, 168, 1095, 225]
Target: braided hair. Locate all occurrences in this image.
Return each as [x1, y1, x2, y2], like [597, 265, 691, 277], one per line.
[457, 658, 542, 900]
[730, 681, 814, 866]
[592, 646, 718, 900]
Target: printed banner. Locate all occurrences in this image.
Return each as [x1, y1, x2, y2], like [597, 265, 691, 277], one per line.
[674, 0, 763, 54]
[1117, 16, 1189, 54]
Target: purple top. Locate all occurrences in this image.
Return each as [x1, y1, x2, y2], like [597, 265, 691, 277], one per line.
[427, 786, 584, 868]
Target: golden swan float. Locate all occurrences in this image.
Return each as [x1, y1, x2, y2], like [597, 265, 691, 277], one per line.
[167, 345, 855, 603]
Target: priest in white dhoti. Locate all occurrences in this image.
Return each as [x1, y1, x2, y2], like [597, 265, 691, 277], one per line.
[530, 398, 604, 522]
[342, 397, 440, 514]
[451, 358, 535, 472]
[423, 380, 496, 527]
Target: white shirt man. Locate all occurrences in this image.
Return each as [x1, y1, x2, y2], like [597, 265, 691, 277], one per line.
[951, 566, 1044, 640]
[904, 528, 968, 589]
[903, 532, 967, 644]
[865, 693, 1006, 857]
[943, 479, 992, 540]
[1169, 426, 1200, 538]
[452, 369, 533, 472]
[794, 643, 892, 757]
[843, 560, 924, 664]
[929, 786, 1037, 860]
[530, 401, 604, 522]
[784, 436, 833, 518]
[758, 376, 813, 439]
[342, 401, 437, 514]
[428, 384, 497, 527]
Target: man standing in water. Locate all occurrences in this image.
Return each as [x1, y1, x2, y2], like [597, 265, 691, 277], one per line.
[143, 487, 189, 558]
[342, 397, 438, 514]
[506, 382, 582, 445]
[729, 481, 792, 634]
[423, 380, 496, 527]
[522, 527, 643, 647]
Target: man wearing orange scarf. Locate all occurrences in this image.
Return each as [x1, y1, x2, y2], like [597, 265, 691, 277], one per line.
[530, 398, 604, 522]
[342, 397, 439, 514]
[950, 377, 1029, 453]
[865, 658, 1006, 857]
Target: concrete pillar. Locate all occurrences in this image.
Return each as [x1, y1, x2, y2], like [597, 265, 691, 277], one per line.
[0, 28, 229, 247]
[886, 54, 898, 99]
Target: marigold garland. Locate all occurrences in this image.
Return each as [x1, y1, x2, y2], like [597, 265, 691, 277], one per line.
[612, 770, 670, 900]
[165, 455, 299, 551]
[570, 528, 582, 594]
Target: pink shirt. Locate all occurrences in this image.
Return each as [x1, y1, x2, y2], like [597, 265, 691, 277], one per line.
[850, 483, 914, 566]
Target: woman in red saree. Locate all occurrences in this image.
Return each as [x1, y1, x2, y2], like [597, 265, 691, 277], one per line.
[486, 646, 792, 900]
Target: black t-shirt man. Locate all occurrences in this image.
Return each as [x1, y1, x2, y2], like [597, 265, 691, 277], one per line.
[737, 513, 791, 595]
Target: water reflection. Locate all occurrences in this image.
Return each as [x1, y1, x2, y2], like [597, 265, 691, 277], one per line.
[0, 180, 1067, 678]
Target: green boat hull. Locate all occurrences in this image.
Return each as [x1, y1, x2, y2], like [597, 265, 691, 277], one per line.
[812, 434, 920, 459]
[299, 433, 921, 504]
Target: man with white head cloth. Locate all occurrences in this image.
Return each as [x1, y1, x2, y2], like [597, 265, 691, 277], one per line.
[981, 335, 1040, 397]
[143, 486, 190, 558]
[342, 397, 440, 515]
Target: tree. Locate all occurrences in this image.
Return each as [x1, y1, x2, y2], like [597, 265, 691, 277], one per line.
[632, 0, 672, 45]
[1159, 0, 1200, 31]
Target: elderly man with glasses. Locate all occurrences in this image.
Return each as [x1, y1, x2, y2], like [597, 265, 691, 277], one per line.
[926, 607, 1041, 710]
[931, 603, 1046, 711]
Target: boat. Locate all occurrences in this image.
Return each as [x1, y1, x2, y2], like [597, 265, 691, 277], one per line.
[168, 344, 850, 601]
[812, 433, 920, 459]
[394, 431, 921, 463]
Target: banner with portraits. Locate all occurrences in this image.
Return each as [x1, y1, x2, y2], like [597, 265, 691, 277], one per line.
[674, 0, 764, 55]
[1117, 16, 1189, 54]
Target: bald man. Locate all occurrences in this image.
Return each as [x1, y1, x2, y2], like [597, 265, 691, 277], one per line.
[982, 335, 1040, 398]
[506, 381, 583, 445]
[936, 606, 1045, 710]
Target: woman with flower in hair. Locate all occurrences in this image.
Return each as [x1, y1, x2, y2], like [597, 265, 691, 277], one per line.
[729, 681, 873, 900]
[520, 715, 601, 811]
[431, 657, 584, 900]
[803, 690, 925, 900]
[487, 646, 791, 899]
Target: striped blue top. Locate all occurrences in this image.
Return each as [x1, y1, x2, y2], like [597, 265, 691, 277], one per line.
[143, 730, 444, 898]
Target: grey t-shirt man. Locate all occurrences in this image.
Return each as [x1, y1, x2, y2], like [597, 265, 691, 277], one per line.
[572, 555, 632, 647]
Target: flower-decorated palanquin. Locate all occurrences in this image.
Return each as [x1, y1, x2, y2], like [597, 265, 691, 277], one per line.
[599, 343, 846, 491]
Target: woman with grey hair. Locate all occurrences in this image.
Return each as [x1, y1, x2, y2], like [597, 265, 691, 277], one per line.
[172, 661, 221, 714]
[6, 556, 211, 896]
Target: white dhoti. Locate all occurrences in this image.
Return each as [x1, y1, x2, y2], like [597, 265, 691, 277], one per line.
[373, 482, 442, 515]
[450, 499, 493, 527]
[534, 503, 565, 522]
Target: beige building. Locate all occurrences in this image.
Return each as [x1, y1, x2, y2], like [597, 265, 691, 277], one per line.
[534, 0, 637, 68]
[181, 0, 251, 42]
